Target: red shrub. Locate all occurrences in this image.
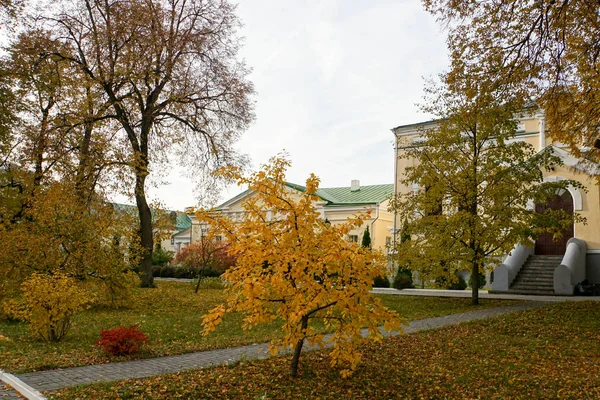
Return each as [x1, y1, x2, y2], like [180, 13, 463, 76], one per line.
[174, 240, 237, 274]
[95, 325, 149, 356]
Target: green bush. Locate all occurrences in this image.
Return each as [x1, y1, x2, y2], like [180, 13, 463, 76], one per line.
[393, 268, 414, 289]
[372, 276, 390, 288]
[469, 271, 486, 289]
[150, 265, 222, 279]
[152, 245, 173, 266]
[447, 274, 467, 290]
[173, 266, 190, 279]
[161, 265, 174, 278]
[200, 269, 222, 278]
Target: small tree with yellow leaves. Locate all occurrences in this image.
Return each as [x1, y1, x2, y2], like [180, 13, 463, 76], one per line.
[3, 273, 88, 341]
[198, 156, 402, 378]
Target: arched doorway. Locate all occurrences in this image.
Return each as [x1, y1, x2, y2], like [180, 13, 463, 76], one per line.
[534, 190, 574, 255]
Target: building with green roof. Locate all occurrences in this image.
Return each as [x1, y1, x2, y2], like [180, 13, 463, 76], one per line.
[194, 180, 395, 251]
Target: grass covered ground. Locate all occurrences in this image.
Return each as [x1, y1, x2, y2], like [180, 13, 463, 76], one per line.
[52, 301, 600, 400]
[0, 281, 515, 374]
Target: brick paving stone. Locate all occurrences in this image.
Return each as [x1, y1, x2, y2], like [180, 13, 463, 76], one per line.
[16, 301, 550, 393]
[0, 384, 23, 399]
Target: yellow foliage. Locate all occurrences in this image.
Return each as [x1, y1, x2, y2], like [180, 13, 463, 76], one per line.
[85, 271, 138, 309]
[199, 155, 403, 376]
[2, 298, 28, 321]
[0, 180, 137, 307]
[6, 274, 88, 341]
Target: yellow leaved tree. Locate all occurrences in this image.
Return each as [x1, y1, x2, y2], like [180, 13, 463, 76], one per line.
[198, 156, 402, 378]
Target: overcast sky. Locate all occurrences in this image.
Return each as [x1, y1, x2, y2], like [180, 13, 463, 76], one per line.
[142, 0, 450, 211]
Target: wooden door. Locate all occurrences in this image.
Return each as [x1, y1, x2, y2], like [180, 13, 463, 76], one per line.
[534, 191, 574, 255]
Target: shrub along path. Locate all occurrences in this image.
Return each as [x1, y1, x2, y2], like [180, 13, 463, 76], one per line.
[16, 301, 548, 393]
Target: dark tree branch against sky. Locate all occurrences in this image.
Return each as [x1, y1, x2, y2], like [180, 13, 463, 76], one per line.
[40, 0, 254, 287]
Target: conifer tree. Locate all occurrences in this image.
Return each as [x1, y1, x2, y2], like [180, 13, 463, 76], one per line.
[361, 226, 371, 249]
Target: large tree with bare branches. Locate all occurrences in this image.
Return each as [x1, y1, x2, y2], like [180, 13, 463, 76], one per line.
[44, 0, 254, 287]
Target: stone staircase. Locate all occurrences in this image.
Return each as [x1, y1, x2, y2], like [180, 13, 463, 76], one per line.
[507, 255, 563, 295]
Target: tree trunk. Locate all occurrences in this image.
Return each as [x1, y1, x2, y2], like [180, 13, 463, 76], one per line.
[290, 316, 309, 377]
[75, 86, 94, 202]
[136, 171, 154, 288]
[471, 260, 479, 306]
[194, 265, 206, 294]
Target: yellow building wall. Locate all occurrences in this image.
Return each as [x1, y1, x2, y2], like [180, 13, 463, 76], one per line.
[516, 134, 541, 150]
[321, 203, 392, 252]
[191, 187, 394, 252]
[546, 166, 600, 250]
[393, 113, 600, 250]
[520, 117, 539, 133]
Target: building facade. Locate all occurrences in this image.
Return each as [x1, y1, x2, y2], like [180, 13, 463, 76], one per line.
[188, 180, 395, 252]
[392, 110, 600, 292]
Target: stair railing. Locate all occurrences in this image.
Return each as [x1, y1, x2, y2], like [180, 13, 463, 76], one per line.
[554, 238, 587, 295]
[492, 244, 534, 291]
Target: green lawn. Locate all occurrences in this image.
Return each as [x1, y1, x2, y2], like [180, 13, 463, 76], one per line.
[51, 301, 600, 399]
[0, 281, 515, 374]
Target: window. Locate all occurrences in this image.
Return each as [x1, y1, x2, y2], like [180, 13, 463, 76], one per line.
[348, 235, 358, 243]
[215, 235, 222, 242]
[170, 237, 175, 245]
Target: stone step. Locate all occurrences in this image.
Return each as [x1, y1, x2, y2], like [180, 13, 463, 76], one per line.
[490, 289, 557, 296]
[524, 263, 560, 268]
[520, 272, 553, 276]
[526, 260, 561, 264]
[513, 282, 553, 288]
[525, 263, 560, 266]
[520, 271, 555, 276]
[519, 275, 554, 280]
[513, 278, 554, 284]
[521, 274, 555, 278]
[517, 271, 553, 276]
[525, 260, 560, 264]
[504, 253, 566, 296]
[529, 255, 563, 259]
[511, 284, 554, 292]
[513, 277, 554, 283]
[518, 268, 554, 274]
[515, 277, 553, 283]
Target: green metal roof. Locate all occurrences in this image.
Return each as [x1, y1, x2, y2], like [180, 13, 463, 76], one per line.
[316, 184, 394, 205]
[110, 203, 191, 232]
[284, 182, 307, 192]
[175, 213, 192, 232]
[216, 183, 394, 208]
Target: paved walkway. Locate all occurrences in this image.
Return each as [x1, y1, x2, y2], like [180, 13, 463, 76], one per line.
[371, 287, 600, 302]
[0, 385, 22, 399]
[157, 279, 600, 302]
[14, 301, 548, 393]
